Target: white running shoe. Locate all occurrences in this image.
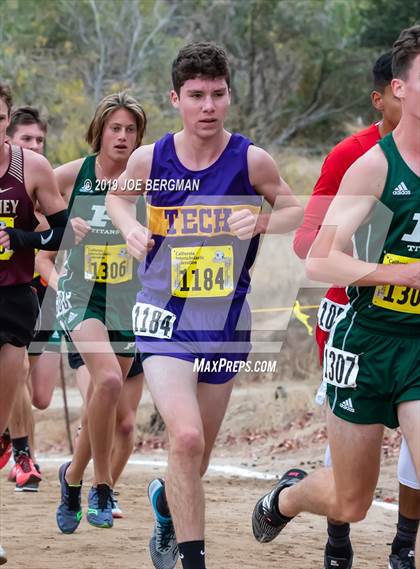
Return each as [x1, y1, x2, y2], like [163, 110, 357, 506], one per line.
[148, 479, 178, 569]
[0, 543, 7, 565]
[111, 491, 123, 519]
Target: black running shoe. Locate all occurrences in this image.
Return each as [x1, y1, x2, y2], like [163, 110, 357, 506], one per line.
[388, 548, 415, 569]
[252, 468, 307, 543]
[324, 543, 354, 569]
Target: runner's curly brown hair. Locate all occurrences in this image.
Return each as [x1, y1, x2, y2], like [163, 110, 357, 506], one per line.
[171, 42, 230, 95]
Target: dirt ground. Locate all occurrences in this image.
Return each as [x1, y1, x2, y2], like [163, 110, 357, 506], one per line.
[0, 382, 402, 569]
[0, 453, 400, 569]
[0, 301, 406, 568]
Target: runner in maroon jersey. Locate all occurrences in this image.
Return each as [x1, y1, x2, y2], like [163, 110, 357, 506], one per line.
[1, 107, 62, 492]
[0, 83, 88, 565]
[293, 52, 420, 569]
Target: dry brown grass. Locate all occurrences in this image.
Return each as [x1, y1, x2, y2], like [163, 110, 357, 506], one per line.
[274, 149, 323, 196]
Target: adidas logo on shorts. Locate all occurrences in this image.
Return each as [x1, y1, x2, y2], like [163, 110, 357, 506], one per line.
[339, 398, 355, 413]
[392, 182, 411, 196]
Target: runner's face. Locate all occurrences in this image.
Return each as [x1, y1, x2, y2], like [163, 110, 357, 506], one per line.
[10, 123, 45, 154]
[171, 77, 230, 137]
[381, 85, 402, 129]
[392, 53, 420, 121]
[0, 99, 10, 148]
[101, 108, 138, 162]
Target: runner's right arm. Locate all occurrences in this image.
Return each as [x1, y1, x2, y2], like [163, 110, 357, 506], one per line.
[106, 144, 155, 260]
[35, 250, 59, 291]
[54, 158, 90, 243]
[54, 158, 84, 203]
[306, 146, 420, 289]
[26, 161, 87, 289]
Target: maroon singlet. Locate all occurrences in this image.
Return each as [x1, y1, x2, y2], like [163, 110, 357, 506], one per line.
[0, 145, 38, 286]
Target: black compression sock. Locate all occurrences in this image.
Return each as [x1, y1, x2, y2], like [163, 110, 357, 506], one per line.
[325, 541, 353, 560]
[12, 436, 30, 461]
[178, 540, 206, 569]
[391, 513, 419, 554]
[327, 521, 351, 548]
[326, 522, 352, 561]
[0, 429, 11, 450]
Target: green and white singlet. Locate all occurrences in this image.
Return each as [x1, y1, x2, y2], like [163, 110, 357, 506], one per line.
[348, 132, 420, 333]
[57, 155, 141, 352]
[326, 133, 420, 428]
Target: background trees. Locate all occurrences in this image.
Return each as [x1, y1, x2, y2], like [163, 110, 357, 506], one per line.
[0, 0, 417, 164]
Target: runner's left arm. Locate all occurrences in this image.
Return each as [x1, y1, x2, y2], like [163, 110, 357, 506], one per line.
[293, 139, 363, 259]
[227, 145, 303, 239]
[33, 210, 60, 290]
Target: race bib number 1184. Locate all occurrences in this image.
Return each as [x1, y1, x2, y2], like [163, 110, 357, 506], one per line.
[132, 302, 176, 339]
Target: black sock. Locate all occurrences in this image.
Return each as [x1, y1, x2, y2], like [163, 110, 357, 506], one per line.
[12, 436, 30, 461]
[178, 540, 206, 569]
[0, 429, 11, 449]
[156, 482, 170, 517]
[326, 521, 352, 558]
[392, 513, 419, 554]
[327, 521, 351, 548]
[272, 487, 293, 525]
[97, 483, 112, 510]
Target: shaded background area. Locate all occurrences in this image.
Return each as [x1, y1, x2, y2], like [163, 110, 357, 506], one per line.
[1, 0, 418, 175]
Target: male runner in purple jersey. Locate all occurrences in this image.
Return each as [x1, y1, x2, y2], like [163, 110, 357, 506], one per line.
[107, 43, 302, 569]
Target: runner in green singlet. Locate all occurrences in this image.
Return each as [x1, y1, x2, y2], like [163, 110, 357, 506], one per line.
[54, 92, 147, 532]
[252, 25, 420, 568]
